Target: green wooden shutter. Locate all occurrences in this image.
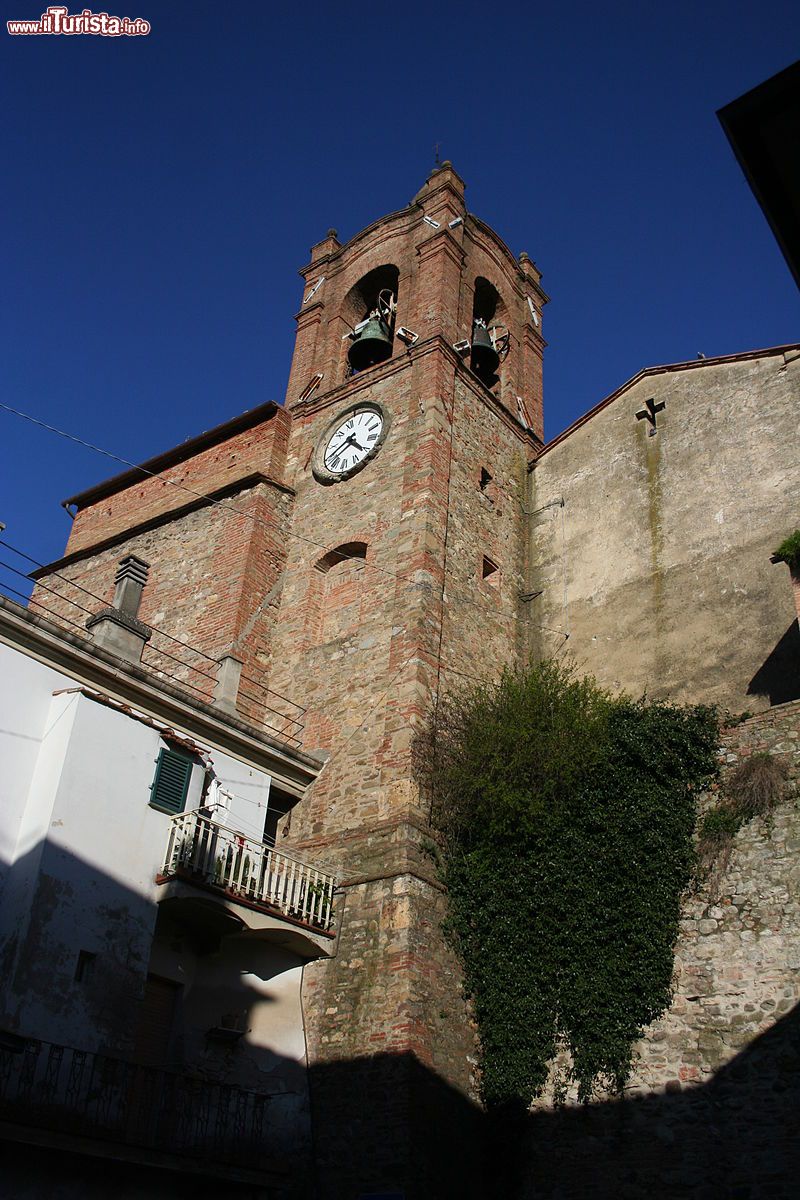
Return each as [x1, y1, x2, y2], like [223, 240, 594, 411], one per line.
[149, 748, 193, 814]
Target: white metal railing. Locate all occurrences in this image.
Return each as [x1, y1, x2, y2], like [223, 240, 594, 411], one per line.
[162, 810, 335, 932]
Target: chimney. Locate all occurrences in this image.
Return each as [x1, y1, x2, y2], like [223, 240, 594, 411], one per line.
[86, 556, 152, 663]
[213, 653, 243, 716]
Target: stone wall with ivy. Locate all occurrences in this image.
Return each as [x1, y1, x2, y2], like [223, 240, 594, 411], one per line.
[518, 699, 800, 1199]
[528, 698, 800, 1111]
[627, 699, 800, 1096]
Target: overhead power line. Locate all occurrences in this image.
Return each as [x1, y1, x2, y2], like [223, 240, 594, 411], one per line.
[0, 399, 568, 637]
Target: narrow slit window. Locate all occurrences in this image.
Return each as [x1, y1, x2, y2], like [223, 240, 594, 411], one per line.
[482, 556, 500, 584]
[74, 950, 96, 983]
[480, 468, 493, 492]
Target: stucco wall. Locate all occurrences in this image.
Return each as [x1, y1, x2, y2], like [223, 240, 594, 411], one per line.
[529, 347, 800, 712]
[0, 650, 72, 912]
[0, 648, 309, 1107]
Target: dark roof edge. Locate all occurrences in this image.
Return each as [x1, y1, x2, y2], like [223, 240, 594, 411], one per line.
[718, 60, 800, 291]
[539, 343, 800, 458]
[33, 473, 294, 580]
[63, 401, 283, 510]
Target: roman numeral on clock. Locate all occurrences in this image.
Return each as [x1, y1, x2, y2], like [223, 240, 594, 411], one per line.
[319, 406, 385, 479]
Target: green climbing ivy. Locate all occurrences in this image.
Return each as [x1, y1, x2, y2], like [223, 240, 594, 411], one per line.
[418, 659, 719, 1108]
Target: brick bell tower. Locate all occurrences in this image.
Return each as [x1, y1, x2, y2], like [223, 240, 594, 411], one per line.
[31, 163, 547, 1198]
[268, 163, 547, 1195]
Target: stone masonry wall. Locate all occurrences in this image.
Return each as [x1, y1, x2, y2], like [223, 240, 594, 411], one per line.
[522, 700, 800, 1200]
[529, 347, 800, 713]
[631, 700, 800, 1096]
[305, 872, 481, 1200]
[264, 170, 545, 1194]
[437, 372, 532, 691]
[269, 345, 485, 1133]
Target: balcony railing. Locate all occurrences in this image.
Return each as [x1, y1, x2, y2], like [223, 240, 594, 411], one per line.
[161, 810, 336, 933]
[0, 1034, 286, 1172]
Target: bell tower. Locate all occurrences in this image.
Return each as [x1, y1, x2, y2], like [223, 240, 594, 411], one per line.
[26, 162, 548, 1198]
[285, 162, 546, 432]
[268, 163, 548, 1196]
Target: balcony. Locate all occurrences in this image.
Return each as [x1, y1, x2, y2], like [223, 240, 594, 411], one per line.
[160, 810, 336, 935]
[0, 1034, 289, 1182]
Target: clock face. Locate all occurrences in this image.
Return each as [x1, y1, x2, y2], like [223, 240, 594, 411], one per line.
[323, 408, 384, 476]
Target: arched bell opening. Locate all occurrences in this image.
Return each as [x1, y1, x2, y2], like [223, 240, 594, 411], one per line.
[341, 265, 399, 376]
[470, 277, 509, 389]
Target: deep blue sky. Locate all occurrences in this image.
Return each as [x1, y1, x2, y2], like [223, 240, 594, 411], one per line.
[1, 0, 798, 575]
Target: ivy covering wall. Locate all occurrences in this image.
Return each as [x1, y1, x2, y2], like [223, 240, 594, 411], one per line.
[418, 660, 720, 1109]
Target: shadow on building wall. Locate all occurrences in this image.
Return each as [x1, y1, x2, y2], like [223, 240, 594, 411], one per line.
[515, 1001, 800, 1200]
[2, 842, 799, 1199]
[0, 840, 314, 1196]
[305, 1002, 800, 1200]
[748, 620, 800, 705]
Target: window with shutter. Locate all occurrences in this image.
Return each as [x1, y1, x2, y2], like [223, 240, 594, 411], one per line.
[149, 748, 194, 814]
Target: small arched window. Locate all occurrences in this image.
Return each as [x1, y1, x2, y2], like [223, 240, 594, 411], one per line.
[315, 541, 368, 574]
[314, 542, 368, 644]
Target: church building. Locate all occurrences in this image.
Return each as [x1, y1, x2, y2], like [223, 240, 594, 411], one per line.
[2, 163, 799, 1198]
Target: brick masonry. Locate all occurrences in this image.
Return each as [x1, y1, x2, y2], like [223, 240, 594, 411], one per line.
[33, 479, 295, 731]
[29, 167, 545, 1198]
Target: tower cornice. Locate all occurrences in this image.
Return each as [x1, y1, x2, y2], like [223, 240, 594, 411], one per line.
[289, 332, 543, 451]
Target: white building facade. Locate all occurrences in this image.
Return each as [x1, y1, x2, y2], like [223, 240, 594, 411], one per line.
[0, 594, 334, 1195]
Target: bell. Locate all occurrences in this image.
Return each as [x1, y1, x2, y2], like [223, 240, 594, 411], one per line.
[470, 320, 500, 381]
[347, 317, 393, 372]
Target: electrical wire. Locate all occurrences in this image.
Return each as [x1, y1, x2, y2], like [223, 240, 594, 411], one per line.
[0, 401, 428, 584]
[0, 401, 573, 728]
[0, 400, 526, 629]
[0, 535, 307, 721]
[0, 562, 302, 735]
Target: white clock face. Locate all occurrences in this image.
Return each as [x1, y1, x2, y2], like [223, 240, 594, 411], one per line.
[323, 409, 384, 475]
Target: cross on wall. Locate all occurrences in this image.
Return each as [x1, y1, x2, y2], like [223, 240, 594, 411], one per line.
[636, 396, 666, 435]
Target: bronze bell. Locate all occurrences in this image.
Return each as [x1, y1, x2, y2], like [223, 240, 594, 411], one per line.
[470, 320, 500, 381]
[347, 317, 393, 372]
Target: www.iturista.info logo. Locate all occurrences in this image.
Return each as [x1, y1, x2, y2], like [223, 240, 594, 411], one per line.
[7, 6, 150, 35]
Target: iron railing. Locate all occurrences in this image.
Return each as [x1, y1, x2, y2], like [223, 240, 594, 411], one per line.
[0, 1034, 285, 1170]
[0, 540, 307, 747]
[162, 810, 336, 932]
